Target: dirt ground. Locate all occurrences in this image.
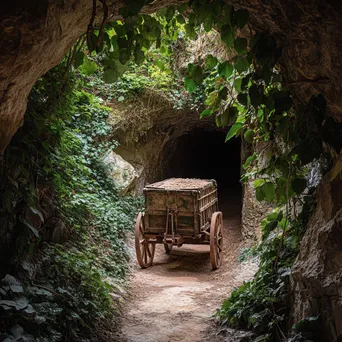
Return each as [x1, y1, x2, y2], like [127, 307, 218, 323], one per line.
[119, 199, 258, 342]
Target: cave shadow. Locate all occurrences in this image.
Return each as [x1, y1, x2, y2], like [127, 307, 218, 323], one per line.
[164, 128, 242, 221]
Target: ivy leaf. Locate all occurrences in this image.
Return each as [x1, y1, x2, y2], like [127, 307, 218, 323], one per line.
[222, 106, 238, 127]
[256, 186, 265, 201]
[205, 91, 219, 107]
[200, 108, 214, 118]
[165, 6, 175, 22]
[119, 48, 131, 64]
[225, 122, 243, 141]
[234, 78, 242, 93]
[134, 45, 145, 65]
[192, 65, 203, 85]
[123, 0, 146, 16]
[243, 153, 257, 169]
[80, 57, 98, 75]
[111, 36, 119, 50]
[262, 182, 276, 202]
[233, 9, 249, 29]
[205, 54, 218, 69]
[291, 178, 307, 194]
[185, 76, 196, 93]
[185, 23, 197, 39]
[244, 129, 254, 143]
[218, 62, 233, 79]
[263, 220, 278, 238]
[103, 68, 118, 83]
[234, 38, 248, 55]
[203, 16, 213, 32]
[74, 51, 85, 68]
[267, 211, 279, 221]
[220, 25, 234, 47]
[176, 14, 185, 24]
[178, 3, 188, 13]
[234, 56, 250, 73]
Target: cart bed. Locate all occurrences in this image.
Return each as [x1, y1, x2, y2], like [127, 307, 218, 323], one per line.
[143, 178, 218, 238]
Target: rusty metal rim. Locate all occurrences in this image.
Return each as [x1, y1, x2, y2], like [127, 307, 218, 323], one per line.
[135, 212, 155, 269]
[210, 211, 223, 270]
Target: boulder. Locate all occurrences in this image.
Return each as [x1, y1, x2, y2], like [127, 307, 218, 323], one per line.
[104, 151, 142, 195]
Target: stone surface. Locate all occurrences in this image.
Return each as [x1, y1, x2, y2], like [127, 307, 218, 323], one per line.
[291, 171, 342, 341]
[241, 181, 270, 240]
[104, 151, 142, 195]
[240, 141, 273, 240]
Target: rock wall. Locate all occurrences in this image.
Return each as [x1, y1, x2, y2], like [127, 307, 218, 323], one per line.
[0, 0, 181, 154]
[291, 170, 342, 340]
[240, 141, 274, 240]
[241, 182, 268, 240]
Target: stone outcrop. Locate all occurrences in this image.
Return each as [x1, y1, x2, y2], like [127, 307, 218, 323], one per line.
[241, 182, 269, 240]
[291, 170, 342, 341]
[0, 0, 181, 154]
[104, 151, 143, 195]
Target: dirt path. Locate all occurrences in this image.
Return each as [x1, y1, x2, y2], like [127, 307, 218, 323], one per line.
[120, 202, 258, 342]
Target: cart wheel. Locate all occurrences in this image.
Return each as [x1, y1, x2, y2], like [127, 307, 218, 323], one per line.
[210, 211, 223, 270]
[135, 212, 155, 268]
[163, 243, 173, 254]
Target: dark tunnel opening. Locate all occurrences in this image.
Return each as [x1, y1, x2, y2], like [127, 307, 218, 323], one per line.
[164, 128, 242, 219]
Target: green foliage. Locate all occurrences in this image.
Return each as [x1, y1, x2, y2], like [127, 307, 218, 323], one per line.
[218, 190, 316, 340]
[0, 65, 141, 340]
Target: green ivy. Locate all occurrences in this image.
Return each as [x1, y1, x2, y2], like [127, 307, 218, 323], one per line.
[0, 64, 141, 340]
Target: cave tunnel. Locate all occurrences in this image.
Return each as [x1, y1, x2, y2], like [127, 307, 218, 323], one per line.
[163, 128, 242, 220]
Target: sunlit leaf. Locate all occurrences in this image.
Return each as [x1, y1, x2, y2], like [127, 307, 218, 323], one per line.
[205, 54, 218, 69]
[225, 122, 243, 141]
[218, 62, 233, 79]
[185, 76, 196, 93]
[200, 108, 214, 118]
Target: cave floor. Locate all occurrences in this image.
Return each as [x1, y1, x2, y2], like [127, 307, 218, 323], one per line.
[118, 204, 258, 342]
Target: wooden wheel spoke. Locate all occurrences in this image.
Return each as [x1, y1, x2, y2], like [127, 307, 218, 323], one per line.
[135, 212, 154, 268]
[210, 212, 223, 270]
[146, 243, 152, 258]
[143, 246, 148, 264]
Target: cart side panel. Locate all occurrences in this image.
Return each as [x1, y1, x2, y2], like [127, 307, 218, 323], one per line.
[198, 183, 218, 233]
[144, 189, 198, 236]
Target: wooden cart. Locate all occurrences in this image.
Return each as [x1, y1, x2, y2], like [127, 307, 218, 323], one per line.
[135, 178, 223, 270]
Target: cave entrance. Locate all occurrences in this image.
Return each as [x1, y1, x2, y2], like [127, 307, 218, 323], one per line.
[163, 128, 242, 220]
